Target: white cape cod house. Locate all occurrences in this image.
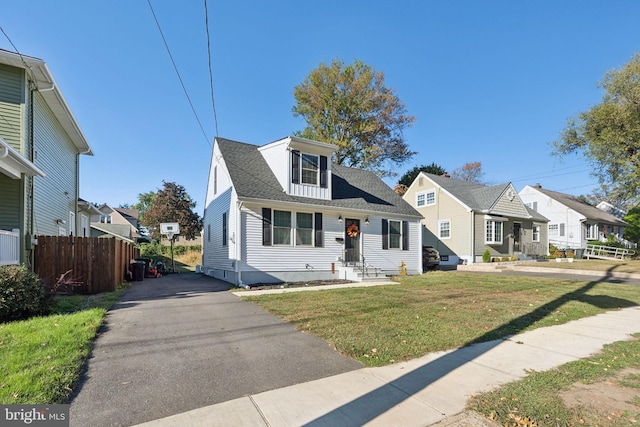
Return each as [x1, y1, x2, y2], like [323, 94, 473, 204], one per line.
[202, 136, 423, 286]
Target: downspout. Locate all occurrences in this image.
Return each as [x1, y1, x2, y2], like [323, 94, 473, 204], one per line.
[236, 200, 248, 288]
[27, 83, 36, 269]
[470, 209, 475, 264]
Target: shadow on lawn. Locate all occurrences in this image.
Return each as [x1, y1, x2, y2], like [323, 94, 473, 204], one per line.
[303, 267, 637, 426]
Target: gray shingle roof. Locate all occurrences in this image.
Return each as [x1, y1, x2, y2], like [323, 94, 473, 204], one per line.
[421, 173, 548, 222]
[216, 137, 422, 218]
[533, 187, 627, 226]
[422, 173, 508, 211]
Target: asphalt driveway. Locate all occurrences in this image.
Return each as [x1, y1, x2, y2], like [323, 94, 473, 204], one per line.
[69, 273, 362, 427]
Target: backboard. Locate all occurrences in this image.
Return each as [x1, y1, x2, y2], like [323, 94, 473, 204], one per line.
[160, 222, 180, 236]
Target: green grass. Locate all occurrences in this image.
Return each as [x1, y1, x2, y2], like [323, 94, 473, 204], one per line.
[0, 287, 127, 404]
[242, 272, 640, 367]
[468, 334, 640, 426]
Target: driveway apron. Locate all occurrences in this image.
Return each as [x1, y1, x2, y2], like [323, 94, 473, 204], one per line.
[69, 273, 362, 427]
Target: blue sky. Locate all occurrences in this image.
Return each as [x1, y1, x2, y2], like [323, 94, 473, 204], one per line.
[2, 1, 639, 215]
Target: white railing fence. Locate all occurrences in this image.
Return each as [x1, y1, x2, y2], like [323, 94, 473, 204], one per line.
[584, 244, 635, 261]
[0, 229, 20, 266]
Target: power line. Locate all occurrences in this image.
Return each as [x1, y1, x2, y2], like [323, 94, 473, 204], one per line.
[146, 0, 212, 149]
[203, 0, 219, 138]
[0, 25, 37, 87]
[510, 168, 592, 183]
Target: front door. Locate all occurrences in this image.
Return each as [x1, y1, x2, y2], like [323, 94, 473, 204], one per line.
[513, 222, 522, 252]
[345, 219, 361, 264]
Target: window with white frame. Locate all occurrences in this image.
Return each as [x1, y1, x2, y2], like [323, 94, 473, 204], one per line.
[549, 223, 565, 237]
[425, 190, 435, 205]
[99, 215, 111, 224]
[585, 223, 597, 240]
[263, 209, 323, 247]
[532, 225, 540, 242]
[273, 210, 292, 245]
[439, 219, 451, 239]
[416, 193, 425, 207]
[389, 220, 402, 249]
[301, 154, 319, 185]
[485, 220, 503, 244]
[296, 212, 313, 246]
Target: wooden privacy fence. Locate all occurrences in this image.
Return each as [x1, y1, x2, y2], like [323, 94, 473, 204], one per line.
[34, 236, 140, 294]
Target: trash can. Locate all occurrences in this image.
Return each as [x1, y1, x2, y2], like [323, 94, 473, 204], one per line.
[131, 261, 145, 281]
[136, 258, 152, 277]
[575, 248, 584, 259]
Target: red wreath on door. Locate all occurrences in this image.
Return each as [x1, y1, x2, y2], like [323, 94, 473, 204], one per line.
[347, 223, 359, 238]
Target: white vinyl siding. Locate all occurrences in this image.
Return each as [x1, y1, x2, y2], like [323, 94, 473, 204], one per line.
[241, 204, 422, 278]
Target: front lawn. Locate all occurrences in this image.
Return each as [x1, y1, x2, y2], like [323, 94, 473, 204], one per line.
[0, 288, 126, 404]
[242, 272, 640, 367]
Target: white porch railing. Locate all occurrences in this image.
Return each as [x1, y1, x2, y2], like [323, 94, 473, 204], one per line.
[584, 244, 635, 261]
[0, 229, 20, 265]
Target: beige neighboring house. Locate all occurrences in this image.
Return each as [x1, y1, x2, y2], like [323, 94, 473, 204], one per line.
[90, 204, 140, 243]
[403, 172, 549, 265]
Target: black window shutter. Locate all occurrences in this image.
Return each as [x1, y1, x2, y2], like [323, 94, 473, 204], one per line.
[319, 156, 328, 188]
[315, 213, 323, 247]
[291, 150, 300, 184]
[402, 220, 409, 251]
[262, 208, 272, 246]
[382, 219, 389, 250]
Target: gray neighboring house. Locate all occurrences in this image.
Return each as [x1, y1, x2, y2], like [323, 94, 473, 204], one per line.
[519, 184, 631, 249]
[403, 172, 549, 265]
[0, 49, 93, 265]
[202, 136, 424, 286]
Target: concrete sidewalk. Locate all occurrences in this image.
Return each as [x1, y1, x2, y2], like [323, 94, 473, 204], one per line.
[134, 306, 640, 427]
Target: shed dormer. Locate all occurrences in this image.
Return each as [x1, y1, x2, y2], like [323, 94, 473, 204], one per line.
[258, 136, 336, 200]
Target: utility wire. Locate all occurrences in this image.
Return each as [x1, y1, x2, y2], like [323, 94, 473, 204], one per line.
[204, 0, 219, 138]
[0, 25, 37, 87]
[147, 0, 212, 148]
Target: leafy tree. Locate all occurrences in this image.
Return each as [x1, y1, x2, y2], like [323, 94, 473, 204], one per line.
[132, 191, 157, 224]
[451, 161, 485, 184]
[623, 206, 640, 245]
[293, 59, 416, 177]
[141, 182, 202, 241]
[554, 53, 640, 205]
[583, 184, 632, 211]
[398, 163, 448, 187]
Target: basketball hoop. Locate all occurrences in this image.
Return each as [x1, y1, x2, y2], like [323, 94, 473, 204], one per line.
[159, 223, 180, 273]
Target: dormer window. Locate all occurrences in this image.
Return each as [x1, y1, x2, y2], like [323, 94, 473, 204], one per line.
[292, 150, 328, 188]
[302, 153, 319, 185]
